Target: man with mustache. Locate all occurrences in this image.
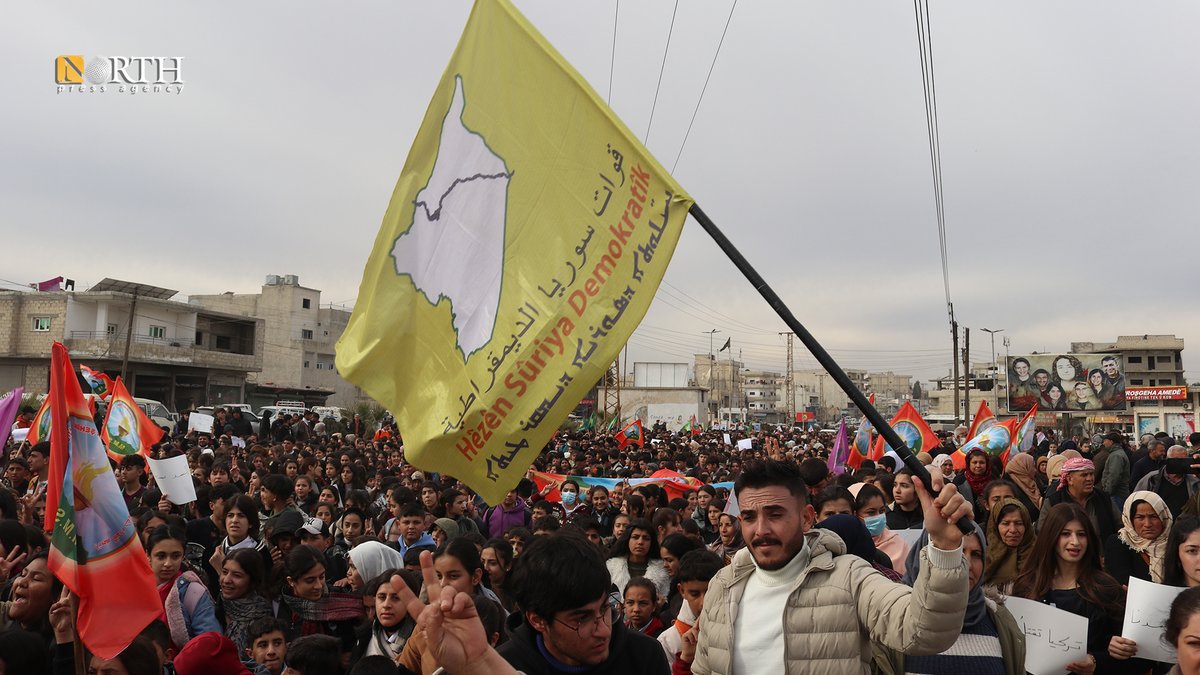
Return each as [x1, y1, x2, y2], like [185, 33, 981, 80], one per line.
[688, 459, 973, 674]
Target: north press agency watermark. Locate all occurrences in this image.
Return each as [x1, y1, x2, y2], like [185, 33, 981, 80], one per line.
[55, 55, 184, 95]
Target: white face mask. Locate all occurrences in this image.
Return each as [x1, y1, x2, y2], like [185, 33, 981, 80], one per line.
[561, 490, 577, 505]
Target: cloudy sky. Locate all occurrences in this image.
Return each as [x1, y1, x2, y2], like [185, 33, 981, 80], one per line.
[5, 1, 1198, 385]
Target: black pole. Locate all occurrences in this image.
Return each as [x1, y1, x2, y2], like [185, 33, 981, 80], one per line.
[688, 202, 972, 534]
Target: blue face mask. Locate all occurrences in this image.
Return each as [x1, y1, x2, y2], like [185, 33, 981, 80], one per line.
[864, 513, 887, 537]
[561, 491, 577, 506]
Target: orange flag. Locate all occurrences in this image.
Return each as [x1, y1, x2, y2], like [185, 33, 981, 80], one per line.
[45, 343, 162, 659]
[100, 377, 165, 461]
[871, 401, 940, 460]
[966, 400, 996, 440]
[615, 419, 645, 449]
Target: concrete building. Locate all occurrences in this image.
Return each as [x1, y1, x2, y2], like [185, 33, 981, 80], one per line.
[1071, 335, 1190, 436]
[622, 383, 710, 430]
[0, 279, 262, 410]
[190, 275, 369, 409]
[693, 353, 745, 422]
[743, 369, 784, 424]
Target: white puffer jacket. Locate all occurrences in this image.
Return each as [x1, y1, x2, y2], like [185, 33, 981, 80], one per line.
[693, 528, 968, 675]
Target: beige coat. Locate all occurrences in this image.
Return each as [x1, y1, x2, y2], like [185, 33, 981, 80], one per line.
[692, 528, 968, 675]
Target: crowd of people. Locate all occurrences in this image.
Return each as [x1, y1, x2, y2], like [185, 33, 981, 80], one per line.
[3, 406, 1200, 674]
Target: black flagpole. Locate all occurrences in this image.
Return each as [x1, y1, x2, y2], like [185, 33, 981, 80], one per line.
[688, 202, 972, 534]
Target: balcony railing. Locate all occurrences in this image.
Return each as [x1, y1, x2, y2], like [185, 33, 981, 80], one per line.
[69, 331, 195, 347]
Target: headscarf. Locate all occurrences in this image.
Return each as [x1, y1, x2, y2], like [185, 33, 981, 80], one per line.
[1046, 449, 1081, 485]
[1004, 453, 1043, 509]
[817, 514, 882, 564]
[983, 497, 1033, 589]
[903, 522, 988, 628]
[1117, 491, 1173, 583]
[963, 448, 993, 499]
[348, 541, 405, 587]
[1061, 457, 1095, 474]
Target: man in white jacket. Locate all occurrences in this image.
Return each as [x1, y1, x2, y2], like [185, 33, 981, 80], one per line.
[690, 459, 972, 675]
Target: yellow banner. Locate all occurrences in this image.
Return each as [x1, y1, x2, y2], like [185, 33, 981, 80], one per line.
[335, 0, 693, 503]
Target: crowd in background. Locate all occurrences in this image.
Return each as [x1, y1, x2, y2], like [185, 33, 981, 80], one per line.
[3, 404, 1200, 674]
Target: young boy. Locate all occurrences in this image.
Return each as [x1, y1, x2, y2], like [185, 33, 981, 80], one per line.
[659, 550, 723, 666]
[623, 578, 665, 637]
[245, 617, 289, 675]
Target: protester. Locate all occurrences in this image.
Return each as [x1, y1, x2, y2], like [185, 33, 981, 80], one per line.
[1105, 491, 1173, 586]
[690, 459, 972, 674]
[852, 483, 911, 574]
[1013, 503, 1136, 675]
[218, 548, 273, 653]
[874, 523, 1025, 675]
[981, 497, 1033, 595]
[146, 524, 222, 647]
[1041, 457, 1119, 543]
[606, 518, 670, 599]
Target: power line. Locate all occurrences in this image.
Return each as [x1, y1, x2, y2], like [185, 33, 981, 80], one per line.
[643, 0, 681, 143]
[608, 0, 619, 104]
[913, 0, 953, 327]
[671, 0, 738, 173]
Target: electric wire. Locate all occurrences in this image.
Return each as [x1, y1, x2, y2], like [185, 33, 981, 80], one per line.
[608, 0, 619, 104]
[913, 0, 952, 327]
[671, 0, 739, 173]
[643, 0, 681, 143]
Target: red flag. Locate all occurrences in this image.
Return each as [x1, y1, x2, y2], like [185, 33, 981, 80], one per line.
[952, 418, 1018, 469]
[101, 377, 164, 461]
[46, 343, 162, 659]
[26, 396, 52, 445]
[615, 419, 644, 449]
[871, 401, 940, 460]
[80, 365, 115, 400]
[966, 400, 996, 440]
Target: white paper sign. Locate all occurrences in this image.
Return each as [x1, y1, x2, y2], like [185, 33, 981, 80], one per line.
[1005, 596, 1090, 675]
[1123, 577, 1184, 663]
[188, 412, 214, 434]
[723, 433, 732, 446]
[148, 455, 197, 505]
[737, 438, 753, 451]
[10, 428, 28, 444]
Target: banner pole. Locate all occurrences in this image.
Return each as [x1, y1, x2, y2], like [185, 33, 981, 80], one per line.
[687, 202, 971, 534]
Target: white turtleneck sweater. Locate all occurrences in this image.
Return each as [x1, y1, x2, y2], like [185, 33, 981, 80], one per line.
[731, 542, 811, 675]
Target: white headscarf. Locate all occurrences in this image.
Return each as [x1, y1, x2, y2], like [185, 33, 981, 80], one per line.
[1118, 491, 1173, 583]
[348, 540, 404, 586]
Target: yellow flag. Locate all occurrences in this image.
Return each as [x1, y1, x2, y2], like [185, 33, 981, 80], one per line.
[336, 0, 693, 503]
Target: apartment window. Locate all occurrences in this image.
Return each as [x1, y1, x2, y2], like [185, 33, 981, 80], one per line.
[302, 299, 311, 309]
[1148, 358, 1156, 370]
[107, 323, 118, 335]
[1158, 355, 1172, 363]
[303, 360, 310, 368]
[301, 329, 313, 340]
[195, 331, 204, 345]
[215, 335, 232, 350]
[31, 316, 51, 332]
[1128, 356, 1143, 364]
[1131, 379, 1144, 385]
[148, 325, 166, 339]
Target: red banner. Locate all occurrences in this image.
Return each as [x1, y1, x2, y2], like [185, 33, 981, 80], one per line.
[1126, 386, 1189, 401]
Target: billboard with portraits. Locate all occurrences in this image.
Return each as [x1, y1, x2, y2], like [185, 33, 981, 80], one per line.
[1008, 354, 1126, 412]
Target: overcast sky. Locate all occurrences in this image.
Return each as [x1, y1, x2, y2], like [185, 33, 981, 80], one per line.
[5, 1, 1198, 385]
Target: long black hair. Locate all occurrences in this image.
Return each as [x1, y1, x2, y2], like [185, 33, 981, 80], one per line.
[608, 517, 660, 560]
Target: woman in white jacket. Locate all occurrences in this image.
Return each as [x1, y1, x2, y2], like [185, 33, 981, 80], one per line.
[606, 517, 671, 600]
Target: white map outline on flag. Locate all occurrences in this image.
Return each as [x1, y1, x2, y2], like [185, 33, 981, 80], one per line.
[391, 75, 512, 361]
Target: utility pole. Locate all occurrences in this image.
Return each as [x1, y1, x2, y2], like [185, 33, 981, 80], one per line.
[952, 320, 960, 426]
[781, 332, 794, 425]
[601, 355, 621, 425]
[1003, 335, 1011, 412]
[704, 330, 718, 422]
[120, 290, 139, 381]
[962, 327, 971, 430]
[981, 328, 1004, 414]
